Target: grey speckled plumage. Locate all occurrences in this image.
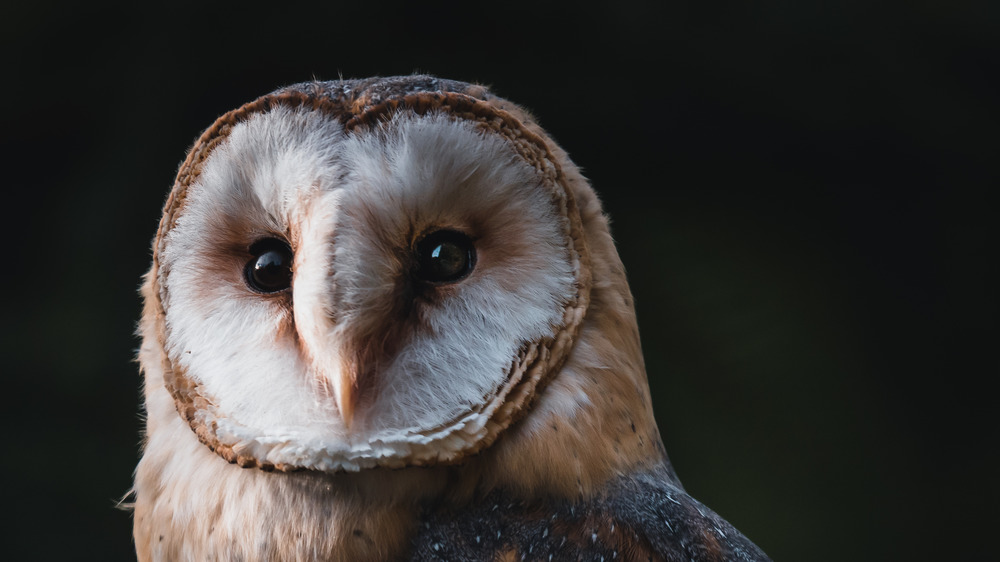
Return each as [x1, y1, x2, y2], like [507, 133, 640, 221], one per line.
[412, 466, 768, 561]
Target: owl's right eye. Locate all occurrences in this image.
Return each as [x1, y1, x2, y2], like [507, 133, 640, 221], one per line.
[244, 239, 294, 293]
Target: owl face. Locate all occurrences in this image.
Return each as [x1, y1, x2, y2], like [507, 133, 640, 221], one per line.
[153, 93, 591, 472]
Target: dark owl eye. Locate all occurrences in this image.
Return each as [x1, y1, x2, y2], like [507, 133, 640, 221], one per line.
[414, 230, 476, 284]
[244, 238, 294, 293]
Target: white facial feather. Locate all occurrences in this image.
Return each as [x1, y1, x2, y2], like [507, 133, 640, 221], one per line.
[337, 113, 576, 432]
[158, 107, 577, 471]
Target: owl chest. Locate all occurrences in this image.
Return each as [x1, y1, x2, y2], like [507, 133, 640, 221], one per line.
[410, 494, 661, 562]
[135, 465, 760, 562]
[136, 465, 637, 562]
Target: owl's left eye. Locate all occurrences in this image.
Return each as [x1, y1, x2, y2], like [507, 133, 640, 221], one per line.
[244, 239, 293, 293]
[414, 230, 476, 284]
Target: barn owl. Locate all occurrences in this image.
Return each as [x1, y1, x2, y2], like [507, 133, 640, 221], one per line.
[132, 75, 769, 561]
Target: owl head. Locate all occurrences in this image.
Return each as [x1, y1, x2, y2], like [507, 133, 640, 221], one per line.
[143, 76, 655, 481]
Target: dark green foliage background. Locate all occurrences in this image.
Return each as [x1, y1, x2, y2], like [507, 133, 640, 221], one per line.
[1, 2, 994, 560]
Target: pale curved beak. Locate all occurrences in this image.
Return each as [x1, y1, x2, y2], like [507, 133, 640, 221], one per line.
[332, 362, 356, 429]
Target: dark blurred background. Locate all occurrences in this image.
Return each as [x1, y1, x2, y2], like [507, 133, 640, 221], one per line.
[1, 1, 995, 560]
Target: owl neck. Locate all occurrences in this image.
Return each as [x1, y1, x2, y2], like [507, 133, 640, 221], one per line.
[464, 265, 669, 499]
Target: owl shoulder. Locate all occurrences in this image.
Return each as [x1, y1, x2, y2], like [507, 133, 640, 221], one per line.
[410, 466, 769, 561]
